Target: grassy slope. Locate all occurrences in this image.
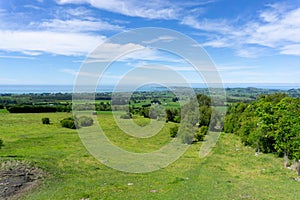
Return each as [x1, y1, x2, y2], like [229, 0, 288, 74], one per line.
[0, 110, 299, 199]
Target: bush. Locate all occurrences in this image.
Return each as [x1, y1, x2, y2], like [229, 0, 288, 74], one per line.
[60, 116, 93, 129]
[0, 139, 3, 149]
[120, 112, 131, 119]
[170, 125, 179, 138]
[78, 116, 93, 127]
[195, 126, 208, 141]
[42, 117, 50, 124]
[60, 117, 77, 129]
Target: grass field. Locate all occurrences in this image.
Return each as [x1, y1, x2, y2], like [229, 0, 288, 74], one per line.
[0, 110, 299, 199]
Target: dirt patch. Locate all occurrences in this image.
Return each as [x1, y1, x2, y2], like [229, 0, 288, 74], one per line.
[0, 160, 43, 200]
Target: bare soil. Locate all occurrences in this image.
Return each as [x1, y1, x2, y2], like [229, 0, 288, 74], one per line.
[0, 160, 43, 200]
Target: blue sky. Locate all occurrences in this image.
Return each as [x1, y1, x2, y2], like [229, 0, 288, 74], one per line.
[0, 0, 300, 86]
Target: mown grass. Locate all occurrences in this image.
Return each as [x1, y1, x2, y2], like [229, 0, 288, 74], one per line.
[0, 111, 299, 199]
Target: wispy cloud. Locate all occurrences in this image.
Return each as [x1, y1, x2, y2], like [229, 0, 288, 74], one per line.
[280, 44, 300, 56]
[181, 16, 232, 33]
[216, 65, 258, 72]
[0, 55, 36, 60]
[0, 30, 105, 56]
[40, 18, 122, 32]
[0, 78, 18, 84]
[87, 43, 185, 63]
[56, 0, 181, 20]
[65, 7, 91, 16]
[182, 3, 300, 57]
[23, 5, 45, 10]
[61, 69, 123, 80]
[142, 36, 176, 44]
[62, 68, 99, 77]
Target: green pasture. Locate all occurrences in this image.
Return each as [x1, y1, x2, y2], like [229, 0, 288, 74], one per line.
[0, 111, 298, 199]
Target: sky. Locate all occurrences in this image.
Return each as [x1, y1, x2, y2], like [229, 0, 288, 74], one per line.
[0, 0, 300, 86]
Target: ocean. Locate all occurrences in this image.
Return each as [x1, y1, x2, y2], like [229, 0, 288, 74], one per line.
[0, 83, 300, 94]
[0, 85, 170, 94]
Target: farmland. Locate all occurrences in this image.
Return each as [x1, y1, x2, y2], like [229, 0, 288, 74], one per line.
[0, 108, 299, 199]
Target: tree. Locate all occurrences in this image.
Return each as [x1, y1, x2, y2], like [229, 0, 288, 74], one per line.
[224, 94, 300, 175]
[165, 108, 180, 123]
[199, 106, 212, 127]
[274, 98, 300, 174]
[149, 104, 165, 119]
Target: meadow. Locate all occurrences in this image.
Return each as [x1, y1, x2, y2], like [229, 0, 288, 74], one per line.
[0, 110, 299, 199]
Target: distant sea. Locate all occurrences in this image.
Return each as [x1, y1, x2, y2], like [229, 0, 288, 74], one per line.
[0, 85, 169, 94]
[0, 84, 300, 94]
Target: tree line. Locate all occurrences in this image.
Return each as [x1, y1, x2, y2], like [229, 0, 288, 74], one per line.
[224, 93, 300, 175]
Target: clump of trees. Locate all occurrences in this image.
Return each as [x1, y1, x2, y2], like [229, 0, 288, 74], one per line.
[7, 105, 71, 113]
[96, 102, 112, 111]
[60, 116, 94, 129]
[172, 94, 218, 144]
[166, 108, 180, 123]
[224, 93, 300, 175]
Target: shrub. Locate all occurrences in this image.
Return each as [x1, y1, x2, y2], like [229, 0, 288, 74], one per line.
[60, 116, 93, 129]
[60, 117, 77, 129]
[42, 117, 50, 124]
[195, 126, 208, 141]
[120, 112, 131, 119]
[170, 125, 179, 138]
[78, 116, 93, 127]
[0, 139, 3, 149]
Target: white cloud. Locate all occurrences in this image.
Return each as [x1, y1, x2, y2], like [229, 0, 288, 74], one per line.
[65, 7, 91, 16]
[40, 19, 122, 32]
[122, 47, 182, 63]
[61, 69, 123, 80]
[24, 5, 45, 10]
[235, 47, 267, 58]
[0, 30, 105, 56]
[87, 43, 145, 62]
[216, 65, 258, 72]
[246, 7, 300, 47]
[56, 0, 179, 19]
[280, 44, 300, 56]
[0, 55, 35, 60]
[142, 36, 176, 44]
[182, 3, 300, 57]
[87, 44, 184, 63]
[181, 16, 232, 33]
[202, 39, 230, 48]
[259, 10, 278, 23]
[62, 68, 99, 77]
